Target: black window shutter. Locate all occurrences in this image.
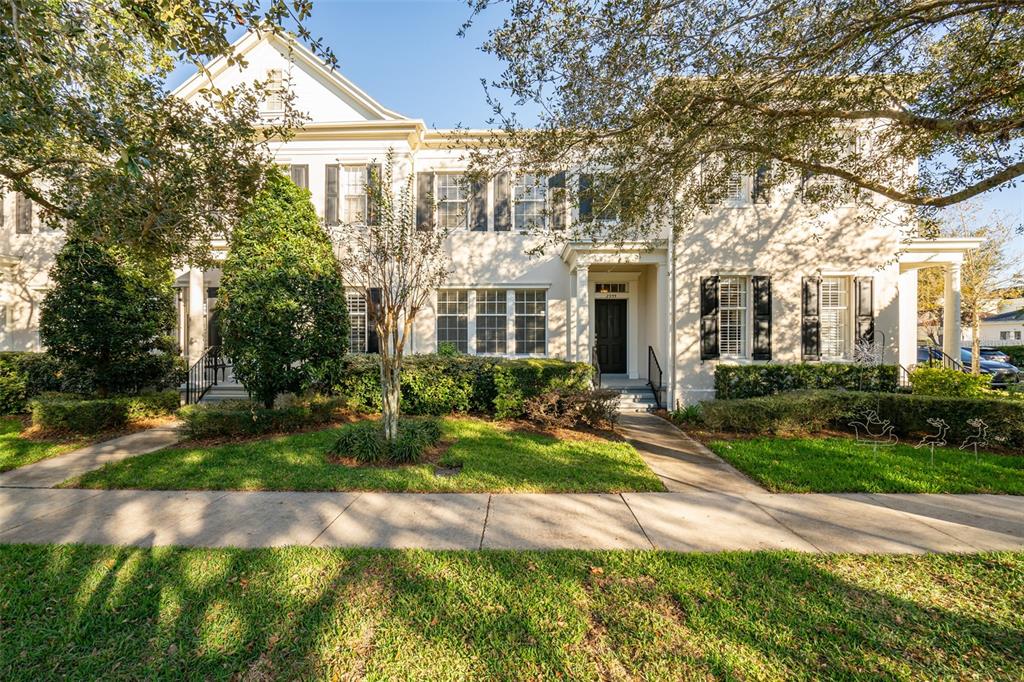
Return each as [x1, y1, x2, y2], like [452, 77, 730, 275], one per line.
[366, 164, 382, 226]
[415, 172, 434, 231]
[290, 164, 308, 189]
[366, 288, 382, 353]
[700, 276, 720, 360]
[751, 276, 772, 360]
[578, 173, 593, 220]
[15, 193, 31, 234]
[470, 179, 487, 231]
[324, 164, 339, 225]
[801, 276, 821, 360]
[854, 276, 875, 345]
[0, 193, 5, 226]
[548, 171, 566, 230]
[493, 172, 511, 231]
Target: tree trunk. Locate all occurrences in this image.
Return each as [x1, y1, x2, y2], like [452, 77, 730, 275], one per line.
[380, 357, 401, 442]
[972, 311, 981, 375]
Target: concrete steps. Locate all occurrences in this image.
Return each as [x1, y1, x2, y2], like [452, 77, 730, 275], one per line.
[200, 383, 248, 403]
[600, 376, 659, 413]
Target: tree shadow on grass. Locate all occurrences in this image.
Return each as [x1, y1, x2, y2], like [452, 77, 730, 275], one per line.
[2, 545, 1022, 680]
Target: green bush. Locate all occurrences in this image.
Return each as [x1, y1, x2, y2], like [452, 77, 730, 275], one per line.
[909, 366, 989, 397]
[995, 345, 1024, 367]
[29, 390, 179, 434]
[714, 363, 899, 399]
[219, 170, 349, 408]
[0, 352, 62, 414]
[330, 418, 442, 465]
[492, 359, 594, 419]
[178, 395, 347, 440]
[680, 390, 1024, 449]
[40, 237, 182, 396]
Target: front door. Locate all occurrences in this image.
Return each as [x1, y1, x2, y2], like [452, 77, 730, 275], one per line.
[595, 299, 627, 374]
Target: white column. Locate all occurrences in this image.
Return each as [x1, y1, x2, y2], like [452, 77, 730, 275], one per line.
[943, 262, 962, 360]
[656, 263, 668, 362]
[576, 264, 590, 362]
[897, 267, 918, 368]
[187, 267, 206, 364]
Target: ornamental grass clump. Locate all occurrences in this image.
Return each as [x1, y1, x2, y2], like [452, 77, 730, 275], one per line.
[330, 418, 442, 465]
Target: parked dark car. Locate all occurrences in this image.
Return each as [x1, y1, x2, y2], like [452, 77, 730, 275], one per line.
[918, 346, 1020, 387]
[963, 346, 1013, 364]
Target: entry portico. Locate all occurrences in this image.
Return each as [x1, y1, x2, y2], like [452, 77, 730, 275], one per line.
[561, 241, 670, 381]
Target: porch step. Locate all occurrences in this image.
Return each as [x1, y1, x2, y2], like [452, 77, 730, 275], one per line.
[197, 383, 248, 404]
[602, 381, 659, 413]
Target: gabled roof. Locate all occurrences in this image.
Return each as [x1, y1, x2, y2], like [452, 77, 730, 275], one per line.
[171, 30, 408, 121]
[982, 308, 1024, 323]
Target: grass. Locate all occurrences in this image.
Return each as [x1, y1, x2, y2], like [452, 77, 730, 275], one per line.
[1, 545, 1021, 680]
[0, 416, 86, 472]
[706, 435, 1024, 494]
[68, 417, 665, 493]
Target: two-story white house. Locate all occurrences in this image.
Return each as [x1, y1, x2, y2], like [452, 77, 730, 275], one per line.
[0, 31, 982, 407]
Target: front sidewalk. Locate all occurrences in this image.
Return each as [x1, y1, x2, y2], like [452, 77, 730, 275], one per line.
[1, 487, 1022, 552]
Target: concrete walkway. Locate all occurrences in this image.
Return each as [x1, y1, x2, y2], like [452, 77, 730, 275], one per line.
[617, 412, 765, 494]
[0, 424, 181, 488]
[1, 487, 1022, 552]
[0, 414, 1022, 552]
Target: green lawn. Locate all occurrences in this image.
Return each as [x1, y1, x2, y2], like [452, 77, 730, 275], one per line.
[68, 417, 664, 492]
[707, 436, 1024, 494]
[1, 545, 1021, 680]
[0, 417, 85, 473]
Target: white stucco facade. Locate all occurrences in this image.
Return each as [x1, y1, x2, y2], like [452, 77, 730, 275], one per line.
[0, 31, 981, 406]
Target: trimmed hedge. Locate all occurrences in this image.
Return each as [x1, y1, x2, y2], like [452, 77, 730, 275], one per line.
[332, 354, 591, 419]
[714, 363, 899, 399]
[0, 352, 62, 414]
[909, 366, 989, 397]
[683, 390, 1024, 450]
[29, 390, 180, 434]
[178, 395, 348, 440]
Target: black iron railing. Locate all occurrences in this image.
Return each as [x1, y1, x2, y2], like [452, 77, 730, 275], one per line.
[592, 347, 602, 388]
[647, 346, 664, 409]
[920, 345, 966, 372]
[184, 345, 228, 405]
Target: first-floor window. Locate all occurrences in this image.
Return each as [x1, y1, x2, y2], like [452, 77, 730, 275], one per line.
[515, 289, 546, 355]
[347, 291, 368, 353]
[476, 290, 507, 354]
[437, 289, 469, 352]
[719, 276, 748, 357]
[820, 277, 849, 358]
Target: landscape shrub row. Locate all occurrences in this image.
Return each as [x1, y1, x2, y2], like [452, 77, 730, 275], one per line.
[333, 354, 593, 419]
[178, 395, 349, 440]
[908, 366, 990, 397]
[0, 352, 62, 414]
[29, 390, 180, 434]
[675, 390, 1024, 449]
[714, 363, 898, 399]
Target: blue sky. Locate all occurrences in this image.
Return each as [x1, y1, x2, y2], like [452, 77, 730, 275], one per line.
[168, 0, 1023, 247]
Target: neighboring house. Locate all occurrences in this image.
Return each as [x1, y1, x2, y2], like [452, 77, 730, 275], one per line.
[975, 307, 1024, 346]
[0, 31, 983, 406]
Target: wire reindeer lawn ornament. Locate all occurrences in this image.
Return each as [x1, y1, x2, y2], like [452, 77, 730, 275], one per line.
[959, 418, 990, 461]
[849, 410, 899, 454]
[914, 418, 949, 465]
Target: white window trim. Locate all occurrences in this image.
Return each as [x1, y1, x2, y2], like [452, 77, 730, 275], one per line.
[512, 173, 547, 232]
[346, 290, 368, 353]
[263, 69, 285, 114]
[435, 287, 548, 358]
[435, 173, 468, 230]
[341, 164, 368, 225]
[819, 276, 853, 360]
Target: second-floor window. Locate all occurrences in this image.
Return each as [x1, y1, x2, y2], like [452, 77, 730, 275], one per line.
[513, 174, 547, 231]
[437, 173, 467, 229]
[15, 193, 32, 234]
[342, 166, 367, 223]
[289, 165, 308, 190]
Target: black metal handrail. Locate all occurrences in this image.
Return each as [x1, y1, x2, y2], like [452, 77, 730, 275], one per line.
[647, 346, 664, 409]
[184, 345, 227, 405]
[592, 347, 602, 388]
[920, 344, 966, 373]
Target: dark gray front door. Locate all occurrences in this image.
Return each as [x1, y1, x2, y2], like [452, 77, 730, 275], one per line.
[595, 299, 627, 373]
